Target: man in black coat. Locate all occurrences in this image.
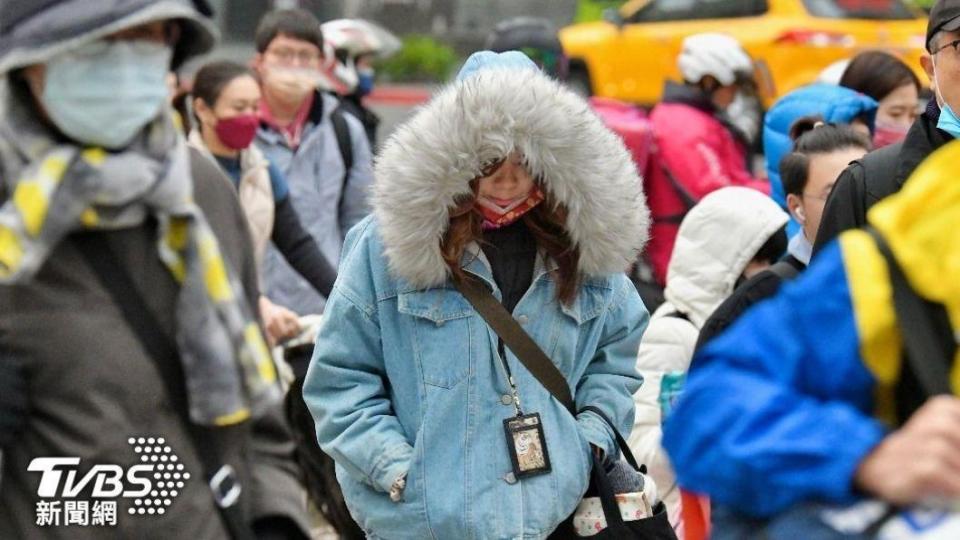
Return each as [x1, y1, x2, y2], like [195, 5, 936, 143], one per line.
[813, 0, 960, 254]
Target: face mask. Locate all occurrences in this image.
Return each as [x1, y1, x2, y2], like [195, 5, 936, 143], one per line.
[930, 55, 960, 139]
[264, 66, 319, 104]
[475, 187, 545, 230]
[357, 67, 375, 96]
[872, 120, 910, 148]
[938, 103, 960, 139]
[42, 40, 172, 149]
[214, 114, 259, 150]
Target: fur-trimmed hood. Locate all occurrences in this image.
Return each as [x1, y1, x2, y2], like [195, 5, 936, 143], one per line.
[372, 66, 650, 289]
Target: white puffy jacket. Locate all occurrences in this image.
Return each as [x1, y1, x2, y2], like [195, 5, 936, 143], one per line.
[628, 186, 788, 535]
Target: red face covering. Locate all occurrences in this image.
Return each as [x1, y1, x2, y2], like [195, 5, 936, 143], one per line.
[475, 187, 545, 230]
[214, 114, 260, 150]
[872, 121, 909, 149]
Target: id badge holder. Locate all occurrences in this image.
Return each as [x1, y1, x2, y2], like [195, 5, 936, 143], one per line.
[503, 412, 552, 479]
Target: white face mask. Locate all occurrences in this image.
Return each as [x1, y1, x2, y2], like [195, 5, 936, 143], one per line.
[263, 65, 320, 104]
[42, 40, 172, 149]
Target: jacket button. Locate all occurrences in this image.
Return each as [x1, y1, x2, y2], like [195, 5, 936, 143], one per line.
[516, 315, 529, 324]
[500, 394, 513, 406]
[503, 472, 517, 485]
[435, 319, 445, 327]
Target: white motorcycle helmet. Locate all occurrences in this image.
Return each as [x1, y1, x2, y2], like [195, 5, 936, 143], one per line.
[319, 18, 401, 95]
[677, 33, 754, 88]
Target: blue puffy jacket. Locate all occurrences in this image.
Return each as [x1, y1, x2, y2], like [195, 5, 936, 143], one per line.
[763, 84, 878, 235]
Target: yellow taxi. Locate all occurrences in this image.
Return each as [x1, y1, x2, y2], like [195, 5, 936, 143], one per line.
[560, 0, 929, 106]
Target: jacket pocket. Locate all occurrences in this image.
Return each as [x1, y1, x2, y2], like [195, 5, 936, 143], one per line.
[398, 288, 473, 389]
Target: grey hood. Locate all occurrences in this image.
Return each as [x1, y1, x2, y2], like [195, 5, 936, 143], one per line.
[372, 66, 650, 289]
[0, 0, 217, 73]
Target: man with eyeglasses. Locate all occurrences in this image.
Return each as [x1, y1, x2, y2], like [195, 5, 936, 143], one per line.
[0, 1, 309, 539]
[252, 9, 374, 324]
[813, 0, 959, 255]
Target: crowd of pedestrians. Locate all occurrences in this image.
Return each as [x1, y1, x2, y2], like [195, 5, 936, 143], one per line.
[1, 0, 959, 539]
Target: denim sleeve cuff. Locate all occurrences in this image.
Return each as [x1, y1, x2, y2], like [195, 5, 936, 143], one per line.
[370, 442, 414, 493]
[576, 410, 618, 460]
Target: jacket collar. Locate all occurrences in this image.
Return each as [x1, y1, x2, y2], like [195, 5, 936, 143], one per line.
[893, 104, 951, 189]
[661, 81, 716, 114]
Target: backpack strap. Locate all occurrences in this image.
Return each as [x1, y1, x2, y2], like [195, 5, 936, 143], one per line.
[654, 162, 698, 224]
[331, 105, 354, 218]
[865, 227, 954, 399]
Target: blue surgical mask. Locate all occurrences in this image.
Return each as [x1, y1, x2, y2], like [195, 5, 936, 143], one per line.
[42, 40, 172, 149]
[357, 67, 375, 97]
[938, 103, 960, 139]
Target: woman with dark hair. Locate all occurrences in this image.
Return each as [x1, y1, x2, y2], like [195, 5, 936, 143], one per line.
[303, 51, 650, 539]
[176, 60, 337, 345]
[840, 50, 922, 147]
[781, 117, 873, 260]
[696, 117, 871, 351]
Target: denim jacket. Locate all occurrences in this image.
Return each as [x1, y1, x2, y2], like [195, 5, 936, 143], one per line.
[304, 217, 647, 539]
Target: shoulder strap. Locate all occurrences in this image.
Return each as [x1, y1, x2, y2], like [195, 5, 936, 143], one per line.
[866, 227, 954, 398]
[768, 260, 800, 281]
[331, 105, 354, 177]
[660, 162, 698, 210]
[73, 232, 255, 540]
[331, 104, 355, 220]
[453, 277, 575, 414]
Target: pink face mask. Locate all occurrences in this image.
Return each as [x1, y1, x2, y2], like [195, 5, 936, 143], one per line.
[475, 187, 545, 230]
[872, 121, 910, 149]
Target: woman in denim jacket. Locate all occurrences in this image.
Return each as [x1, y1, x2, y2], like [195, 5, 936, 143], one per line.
[304, 50, 651, 539]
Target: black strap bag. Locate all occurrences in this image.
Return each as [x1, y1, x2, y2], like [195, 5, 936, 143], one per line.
[75, 233, 256, 540]
[453, 277, 677, 540]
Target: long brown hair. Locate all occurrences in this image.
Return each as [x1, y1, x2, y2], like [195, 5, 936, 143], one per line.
[441, 182, 581, 305]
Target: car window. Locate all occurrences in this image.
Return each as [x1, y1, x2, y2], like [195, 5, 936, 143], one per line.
[630, 0, 768, 22]
[801, 0, 915, 19]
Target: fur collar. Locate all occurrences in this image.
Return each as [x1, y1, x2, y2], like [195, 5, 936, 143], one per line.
[372, 68, 649, 289]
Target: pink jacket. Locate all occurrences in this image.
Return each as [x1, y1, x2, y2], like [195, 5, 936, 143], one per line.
[645, 98, 769, 285]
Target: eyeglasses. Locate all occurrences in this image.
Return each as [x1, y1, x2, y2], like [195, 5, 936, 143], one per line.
[932, 38, 960, 56]
[265, 47, 322, 66]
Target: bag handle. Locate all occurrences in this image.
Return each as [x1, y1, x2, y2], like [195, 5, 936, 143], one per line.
[453, 276, 576, 413]
[73, 232, 256, 540]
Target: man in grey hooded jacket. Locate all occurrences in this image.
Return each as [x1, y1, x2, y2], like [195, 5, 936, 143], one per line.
[253, 8, 375, 318]
[0, 1, 309, 538]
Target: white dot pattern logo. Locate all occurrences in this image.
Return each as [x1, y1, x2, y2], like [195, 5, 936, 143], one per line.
[128, 436, 190, 517]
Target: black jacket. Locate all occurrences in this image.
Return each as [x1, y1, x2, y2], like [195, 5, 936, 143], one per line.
[694, 255, 805, 355]
[812, 102, 951, 256]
